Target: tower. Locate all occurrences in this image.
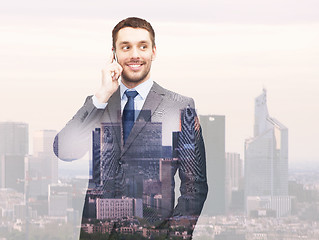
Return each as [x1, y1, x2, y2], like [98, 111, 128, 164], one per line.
[0, 122, 28, 192]
[160, 158, 176, 218]
[32, 130, 58, 183]
[245, 89, 290, 217]
[199, 115, 226, 215]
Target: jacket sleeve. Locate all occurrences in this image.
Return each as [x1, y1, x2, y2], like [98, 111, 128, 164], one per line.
[53, 96, 105, 161]
[169, 99, 208, 237]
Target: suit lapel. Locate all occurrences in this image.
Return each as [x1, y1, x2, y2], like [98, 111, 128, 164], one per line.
[104, 87, 122, 149]
[121, 82, 165, 157]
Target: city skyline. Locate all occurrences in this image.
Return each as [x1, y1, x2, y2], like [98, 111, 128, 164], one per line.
[2, 90, 319, 239]
[0, 86, 315, 175]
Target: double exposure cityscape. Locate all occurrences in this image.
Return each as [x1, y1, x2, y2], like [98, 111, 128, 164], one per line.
[1, 90, 319, 239]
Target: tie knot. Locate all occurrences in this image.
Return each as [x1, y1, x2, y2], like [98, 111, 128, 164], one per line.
[125, 90, 138, 99]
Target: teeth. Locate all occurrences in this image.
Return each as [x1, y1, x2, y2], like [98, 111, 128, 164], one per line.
[130, 64, 141, 68]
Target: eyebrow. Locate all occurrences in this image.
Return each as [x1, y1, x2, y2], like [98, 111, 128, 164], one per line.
[119, 41, 130, 45]
[119, 40, 150, 45]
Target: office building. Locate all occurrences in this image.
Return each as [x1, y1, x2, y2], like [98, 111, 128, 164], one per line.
[96, 197, 143, 220]
[0, 122, 28, 192]
[226, 152, 243, 191]
[226, 152, 244, 212]
[25, 130, 58, 199]
[245, 89, 290, 217]
[92, 128, 101, 186]
[160, 158, 177, 218]
[199, 115, 226, 215]
[0, 122, 28, 156]
[33, 130, 57, 157]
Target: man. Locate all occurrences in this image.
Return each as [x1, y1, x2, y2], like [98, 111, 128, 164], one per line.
[54, 17, 207, 239]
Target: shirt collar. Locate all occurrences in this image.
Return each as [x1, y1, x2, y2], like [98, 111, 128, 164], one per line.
[120, 78, 153, 100]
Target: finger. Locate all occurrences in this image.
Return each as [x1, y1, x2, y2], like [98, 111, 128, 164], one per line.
[112, 72, 119, 81]
[115, 63, 122, 73]
[114, 69, 122, 81]
[115, 65, 123, 79]
[109, 63, 119, 75]
[117, 64, 123, 73]
[111, 68, 120, 81]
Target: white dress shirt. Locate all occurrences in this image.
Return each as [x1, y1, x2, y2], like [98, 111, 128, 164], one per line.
[92, 78, 153, 120]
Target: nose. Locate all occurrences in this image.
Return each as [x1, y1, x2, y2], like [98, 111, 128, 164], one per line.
[130, 46, 140, 59]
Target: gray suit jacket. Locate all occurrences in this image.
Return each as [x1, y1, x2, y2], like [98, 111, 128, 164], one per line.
[54, 82, 208, 236]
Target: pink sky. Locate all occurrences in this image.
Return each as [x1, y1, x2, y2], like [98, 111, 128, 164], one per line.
[1, 1, 319, 163]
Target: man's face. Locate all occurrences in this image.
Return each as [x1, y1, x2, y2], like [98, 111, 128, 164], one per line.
[115, 27, 156, 87]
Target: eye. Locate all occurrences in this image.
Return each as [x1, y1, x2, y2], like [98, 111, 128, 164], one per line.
[140, 45, 147, 50]
[122, 46, 130, 50]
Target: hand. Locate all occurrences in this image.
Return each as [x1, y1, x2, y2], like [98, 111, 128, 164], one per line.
[95, 52, 123, 103]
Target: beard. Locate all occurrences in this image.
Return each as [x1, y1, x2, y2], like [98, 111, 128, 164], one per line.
[121, 64, 152, 84]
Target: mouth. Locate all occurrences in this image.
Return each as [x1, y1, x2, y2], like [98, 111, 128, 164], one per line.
[126, 62, 144, 71]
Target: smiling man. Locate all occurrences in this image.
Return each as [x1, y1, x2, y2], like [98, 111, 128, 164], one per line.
[54, 17, 208, 239]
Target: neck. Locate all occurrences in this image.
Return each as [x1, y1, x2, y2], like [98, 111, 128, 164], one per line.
[121, 76, 150, 89]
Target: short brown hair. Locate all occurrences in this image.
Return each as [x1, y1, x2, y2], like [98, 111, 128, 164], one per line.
[112, 17, 155, 49]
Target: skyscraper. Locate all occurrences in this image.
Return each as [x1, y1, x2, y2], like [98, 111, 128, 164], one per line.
[91, 128, 101, 186]
[26, 130, 59, 198]
[160, 158, 176, 218]
[225, 152, 244, 212]
[0, 122, 28, 192]
[199, 115, 225, 215]
[245, 89, 290, 217]
[32, 130, 58, 183]
[0, 122, 29, 156]
[225, 152, 243, 192]
[33, 130, 57, 157]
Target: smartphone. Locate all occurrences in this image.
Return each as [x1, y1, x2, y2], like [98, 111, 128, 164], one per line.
[111, 50, 120, 80]
[113, 49, 118, 63]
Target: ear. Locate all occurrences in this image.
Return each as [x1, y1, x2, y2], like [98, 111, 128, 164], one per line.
[151, 45, 157, 61]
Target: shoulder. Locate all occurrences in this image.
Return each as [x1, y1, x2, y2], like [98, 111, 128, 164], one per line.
[152, 81, 195, 108]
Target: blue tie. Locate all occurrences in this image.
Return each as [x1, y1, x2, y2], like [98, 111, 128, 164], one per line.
[122, 90, 138, 143]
